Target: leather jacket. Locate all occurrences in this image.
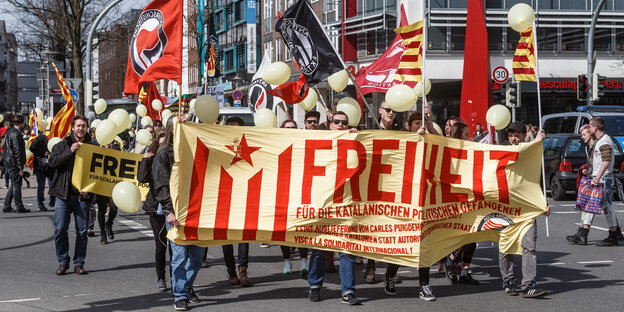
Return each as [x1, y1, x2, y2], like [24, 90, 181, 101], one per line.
[1, 127, 26, 170]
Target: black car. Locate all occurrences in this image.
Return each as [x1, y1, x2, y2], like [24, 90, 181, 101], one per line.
[544, 134, 624, 201]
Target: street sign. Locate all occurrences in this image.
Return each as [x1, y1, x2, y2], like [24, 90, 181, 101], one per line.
[233, 90, 243, 101]
[492, 66, 509, 84]
[234, 100, 242, 107]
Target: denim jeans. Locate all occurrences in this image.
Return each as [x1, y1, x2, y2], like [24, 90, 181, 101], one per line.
[222, 244, 249, 269]
[166, 222, 204, 301]
[34, 170, 46, 205]
[3, 167, 24, 210]
[54, 194, 89, 265]
[308, 250, 356, 296]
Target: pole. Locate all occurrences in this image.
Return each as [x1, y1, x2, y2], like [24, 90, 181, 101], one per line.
[86, 0, 126, 114]
[587, 0, 606, 105]
[421, 0, 427, 126]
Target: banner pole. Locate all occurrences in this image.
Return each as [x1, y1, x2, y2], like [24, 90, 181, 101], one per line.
[313, 86, 329, 111]
[532, 20, 549, 237]
[347, 71, 380, 129]
[421, 0, 427, 126]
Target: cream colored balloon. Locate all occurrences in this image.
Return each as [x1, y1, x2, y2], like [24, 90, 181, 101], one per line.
[95, 119, 118, 145]
[152, 99, 163, 111]
[94, 98, 107, 114]
[253, 108, 277, 127]
[112, 181, 141, 213]
[262, 62, 291, 85]
[413, 78, 432, 98]
[486, 104, 511, 130]
[47, 137, 63, 153]
[108, 108, 130, 133]
[386, 84, 417, 112]
[91, 119, 101, 129]
[0, 115, 4, 123]
[161, 109, 172, 121]
[298, 89, 318, 111]
[35, 108, 43, 120]
[127, 120, 133, 129]
[129, 113, 137, 123]
[328, 70, 349, 92]
[46, 116, 53, 124]
[507, 3, 535, 33]
[194, 95, 220, 124]
[114, 136, 124, 147]
[37, 120, 48, 130]
[427, 122, 443, 135]
[136, 129, 153, 146]
[336, 97, 361, 127]
[141, 116, 153, 127]
[136, 104, 148, 117]
[189, 99, 197, 110]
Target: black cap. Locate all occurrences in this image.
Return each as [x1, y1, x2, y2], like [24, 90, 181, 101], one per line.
[507, 121, 526, 134]
[305, 111, 320, 120]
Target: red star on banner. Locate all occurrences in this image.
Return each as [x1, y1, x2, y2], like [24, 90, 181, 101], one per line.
[528, 43, 535, 56]
[226, 134, 261, 166]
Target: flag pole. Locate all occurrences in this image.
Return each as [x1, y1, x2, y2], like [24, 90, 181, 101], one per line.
[421, 0, 427, 126]
[532, 20, 549, 237]
[313, 86, 329, 111]
[347, 71, 381, 129]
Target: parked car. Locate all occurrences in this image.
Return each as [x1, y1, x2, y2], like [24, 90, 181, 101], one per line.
[543, 133, 624, 201]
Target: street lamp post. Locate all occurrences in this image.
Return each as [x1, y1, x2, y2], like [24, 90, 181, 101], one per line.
[587, 0, 606, 105]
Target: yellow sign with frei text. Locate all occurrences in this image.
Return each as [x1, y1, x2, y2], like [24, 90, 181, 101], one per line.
[72, 144, 149, 199]
[168, 123, 547, 267]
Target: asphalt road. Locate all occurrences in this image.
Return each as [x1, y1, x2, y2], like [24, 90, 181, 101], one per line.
[1, 185, 623, 311]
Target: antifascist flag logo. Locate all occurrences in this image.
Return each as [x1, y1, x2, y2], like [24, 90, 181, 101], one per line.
[280, 19, 318, 76]
[477, 213, 514, 232]
[130, 9, 169, 76]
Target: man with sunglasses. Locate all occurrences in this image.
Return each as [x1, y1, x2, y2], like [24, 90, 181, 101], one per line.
[304, 111, 320, 130]
[308, 111, 360, 305]
[376, 101, 403, 131]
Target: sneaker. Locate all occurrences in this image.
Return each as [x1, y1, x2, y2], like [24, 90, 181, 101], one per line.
[300, 260, 308, 276]
[260, 243, 270, 248]
[283, 261, 292, 274]
[157, 279, 168, 292]
[174, 299, 189, 311]
[458, 273, 480, 285]
[443, 261, 458, 284]
[521, 283, 547, 298]
[503, 280, 519, 296]
[364, 267, 376, 284]
[341, 293, 362, 305]
[186, 287, 199, 303]
[419, 285, 436, 301]
[383, 274, 396, 295]
[309, 288, 321, 302]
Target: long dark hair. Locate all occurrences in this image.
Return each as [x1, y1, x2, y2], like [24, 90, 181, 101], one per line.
[148, 129, 166, 155]
[450, 122, 469, 140]
[158, 114, 177, 153]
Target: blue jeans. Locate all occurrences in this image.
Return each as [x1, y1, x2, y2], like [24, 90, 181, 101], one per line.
[54, 194, 89, 265]
[308, 250, 356, 296]
[167, 223, 204, 301]
[34, 170, 46, 205]
[3, 167, 24, 210]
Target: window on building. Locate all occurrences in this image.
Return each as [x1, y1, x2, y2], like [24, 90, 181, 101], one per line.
[238, 44, 246, 70]
[428, 26, 447, 50]
[594, 27, 612, 51]
[234, 0, 245, 22]
[486, 0, 503, 8]
[264, 0, 273, 33]
[264, 41, 273, 60]
[431, 0, 447, 8]
[537, 27, 558, 51]
[366, 31, 375, 55]
[287, 0, 296, 8]
[506, 27, 520, 51]
[561, 28, 585, 51]
[616, 28, 624, 51]
[285, 43, 292, 61]
[276, 0, 281, 17]
[449, 0, 468, 8]
[276, 38, 283, 61]
[324, 0, 341, 22]
[538, 0, 558, 9]
[224, 49, 235, 72]
[215, 10, 225, 32]
[561, 0, 587, 10]
[505, 0, 531, 9]
[616, 0, 624, 10]
[450, 27, 466, 50]
[488, 27, 503, 51]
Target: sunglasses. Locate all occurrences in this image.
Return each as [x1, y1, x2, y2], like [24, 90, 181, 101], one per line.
[305, 119, 319, 124]
[333, 119, 348, 126]
[381, 107, 394, 114]
[284, 126, 297, 129]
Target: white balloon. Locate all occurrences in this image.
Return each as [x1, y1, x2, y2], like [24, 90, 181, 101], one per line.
[136, 129, 153, 146]
[413, 78, 432, 98]
[95, 119, 118, 145]
[136, 104, 148, 117]
[91, 119, 101, 129]
[486, 104, 512, 130]
[37, 120, 48, 130]
[189, 99, 197, 110]
[328, 70, 349, 92]
[108, 108, 130, 133]
[141, 116, 153, 127]
[194, 95, 220, 124]
[386, 84, 417, 112]
[0, 115, 3, 123]
[254, 108, 277, 127]
[298, 89, 318, 111]
[507, 3, 535, 33]
[162, 109, 172, 121]
[336, 97, 362, 127]
[46, 116, 53, 124]
[152, 99, 163, 111]
[47, 137, 62, 153]
[112, 181, 141, 213]
[86, 111, 96, 120]
[262, 62, 291, 85]
[35, 108, 43, 120]
[129, 113, 137, 123]
[94, 98, 107, 114]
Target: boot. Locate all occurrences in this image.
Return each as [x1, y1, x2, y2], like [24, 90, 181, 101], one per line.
[571, 228, 589, 245]
[596, 230, 619, 247]
[239, 266, 253, 287]
[566, 227, 583, 242]
[227, 267, 240, 285]
[616, 226, 624, 242]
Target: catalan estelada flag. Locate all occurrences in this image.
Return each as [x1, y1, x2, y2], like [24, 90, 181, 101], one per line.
[137, 86, 147, 104]
[393, 20, 424, 83]
[26, 108, 39, 169]
[49, 62, 75, 138]
[512, 27, 536, 82]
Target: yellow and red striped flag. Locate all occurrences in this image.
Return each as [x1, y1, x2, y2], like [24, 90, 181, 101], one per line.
[137, 86, 147, 104]
[393, 20, 424, 83]
[25, 108, 39, 169]
[49, 62, 75, 138]
[512, 27, 536, 82]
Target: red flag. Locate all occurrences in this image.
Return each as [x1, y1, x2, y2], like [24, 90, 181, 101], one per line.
[266, 74, 309, 105]
[123, 0, 183, 94]
[145, 81, 163, 120]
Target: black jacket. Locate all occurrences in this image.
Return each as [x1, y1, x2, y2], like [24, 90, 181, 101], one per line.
[1, 127, 26, 170]
[49, 132, 92, 201]
[153, 143, 174, 216]
[138, 155, 159, 213]
[29, 133, 49, 172]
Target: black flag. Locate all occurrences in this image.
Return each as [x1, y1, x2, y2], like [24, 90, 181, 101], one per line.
[204, 12, 220, 78]
[276, 0, 345, 85]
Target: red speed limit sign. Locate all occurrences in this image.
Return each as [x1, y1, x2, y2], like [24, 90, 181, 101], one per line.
[492, 66, 509, 84]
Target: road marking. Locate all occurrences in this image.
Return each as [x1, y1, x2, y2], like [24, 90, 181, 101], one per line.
[141, 230, 154, 237]
[574, 223, 609, 231]
[552, 211, 579, 214]
[550, 262, 566, 265]
[119, 218, 153, 237]
[0, 298, 40, 303]
[559, 204, 576, 207]
[577, 260, 614, 264]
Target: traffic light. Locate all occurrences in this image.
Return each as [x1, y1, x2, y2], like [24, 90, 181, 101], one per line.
[577, 74, 588, 101]
[93, 81, 99, 98]
[591, 73, 606, 102]
[505, 81, 521, 107]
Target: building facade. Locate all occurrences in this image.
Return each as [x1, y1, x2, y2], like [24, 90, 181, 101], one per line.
[0, 20, 18, 112]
